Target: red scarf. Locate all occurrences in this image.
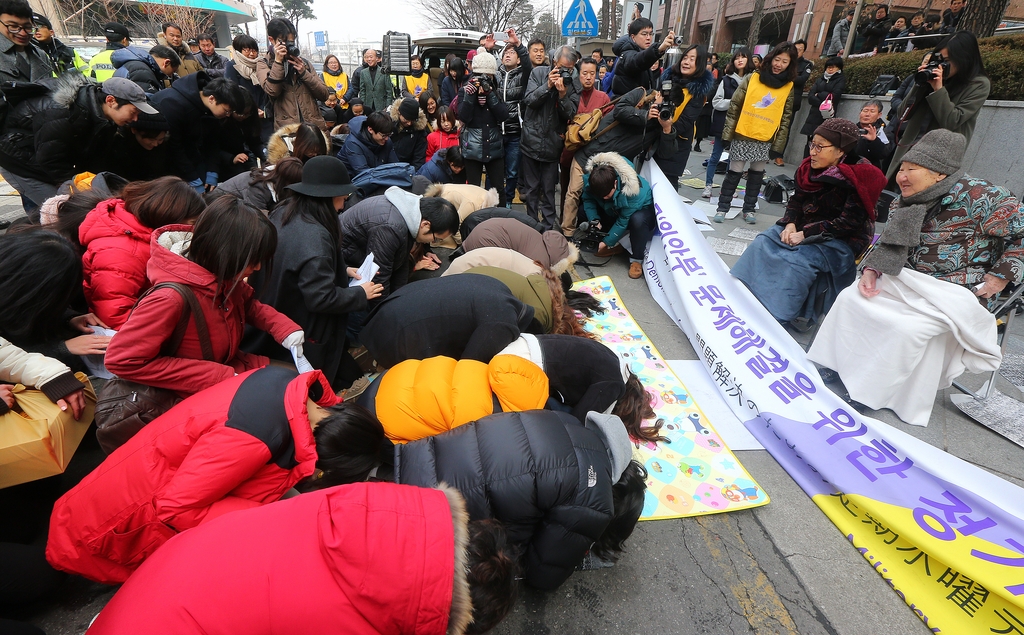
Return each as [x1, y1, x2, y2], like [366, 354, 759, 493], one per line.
[794, 156, 888, 221]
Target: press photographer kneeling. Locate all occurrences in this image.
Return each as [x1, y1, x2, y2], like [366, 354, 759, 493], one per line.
[580, 152, 656, 279]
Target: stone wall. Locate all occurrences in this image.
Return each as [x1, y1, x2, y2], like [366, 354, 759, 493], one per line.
[781, 93, 1024, 196]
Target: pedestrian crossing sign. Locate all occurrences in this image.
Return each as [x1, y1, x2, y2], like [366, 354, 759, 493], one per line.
[562, 0, 599, 37]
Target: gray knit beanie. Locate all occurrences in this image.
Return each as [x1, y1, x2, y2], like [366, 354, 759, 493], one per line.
[901, 129, 966, 175]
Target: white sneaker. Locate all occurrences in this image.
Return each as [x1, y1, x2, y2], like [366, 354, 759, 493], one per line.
[701, 185, 713, 199]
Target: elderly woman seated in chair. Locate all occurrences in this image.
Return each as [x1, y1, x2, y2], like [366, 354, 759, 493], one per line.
[809, 129, 1024, 426]
[731, 118, 887, 328]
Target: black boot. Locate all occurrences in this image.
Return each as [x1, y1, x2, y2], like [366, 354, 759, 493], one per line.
[716, 170, 743, 216]
[742, 170, 765, 223]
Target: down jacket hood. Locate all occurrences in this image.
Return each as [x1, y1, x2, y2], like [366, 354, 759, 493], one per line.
[266, 122, 332, 165]
[585, 152, 641, 196]
[611, 33, 639, 57]
[79, 199, 153, 328]
[111, 46, 158, 73]
[360, 355, 549, 444]
[389, 97, 429, 132]
[384, 186, 422, 237]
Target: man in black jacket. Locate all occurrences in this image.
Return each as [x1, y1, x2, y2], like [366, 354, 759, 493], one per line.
[497, 33, 530, 205]
[32, 12, 80, 74]
[520, 45, 579, 231]
[388, 97, 428, 169]
[112, 44, 180, 93]
[196, 33, 228, 78]
[855, 99, 892, 171]
[561, 86, 675, 237]
[610, 18, 674, 96]
[859, 5, 893, 52]
[0, 76, 154, 216]
[150, 73, 238, 189]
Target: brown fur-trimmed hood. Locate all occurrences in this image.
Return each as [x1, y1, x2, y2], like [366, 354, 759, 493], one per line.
[584, 152, 641, 197]
[439, 483, 473, 635]
[390, 97, 430, 132]
[266, 123, 331, 165]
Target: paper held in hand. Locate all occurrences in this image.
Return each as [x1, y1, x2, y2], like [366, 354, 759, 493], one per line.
[349, 253, 379, 287]
[291, 346, 314, 374]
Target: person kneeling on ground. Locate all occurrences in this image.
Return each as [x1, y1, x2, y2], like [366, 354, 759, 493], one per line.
[731, 118, 886, 328]
[85, 482, 519, 635]
[462, 216, 578, 275]
[396, 409, 648, 590]
[581, 152, 656, 279]
[46, 366, 385, 584]
[461, 266, 595, 337]
[809, 129, 1024, 426]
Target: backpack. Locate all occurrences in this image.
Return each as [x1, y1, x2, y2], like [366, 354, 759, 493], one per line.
[565, 95, 623, 153]
[868, 74, 901, 97]
[762, 175, 796, 204]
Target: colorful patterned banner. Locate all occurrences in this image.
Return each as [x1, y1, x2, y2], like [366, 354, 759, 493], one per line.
[642, 160, 1024, 634]
[572, 276, 768, 520]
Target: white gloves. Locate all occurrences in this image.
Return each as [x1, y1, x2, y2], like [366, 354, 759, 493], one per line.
[282, 330, 305, 357]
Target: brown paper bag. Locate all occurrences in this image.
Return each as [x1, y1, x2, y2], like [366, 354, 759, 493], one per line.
[0, 373, 96, 489]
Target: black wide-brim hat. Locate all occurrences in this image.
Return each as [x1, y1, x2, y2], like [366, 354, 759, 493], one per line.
[286, 156, 357, 197]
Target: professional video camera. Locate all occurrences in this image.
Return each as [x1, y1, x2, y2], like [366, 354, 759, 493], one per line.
[658, 79, 675, 121]
[915, 52, 950, 84]
[572, 220, 609, 254]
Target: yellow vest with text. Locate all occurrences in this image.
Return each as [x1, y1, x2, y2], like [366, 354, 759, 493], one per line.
[672, 89, 696, 140]
[89, 49, 116, 82]
[322, 71, 348, 106]
[404, 73, 430, 97]
[734, 73, 793, 142]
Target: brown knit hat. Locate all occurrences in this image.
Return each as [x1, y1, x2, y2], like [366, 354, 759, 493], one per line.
[814, 118, 860, 154]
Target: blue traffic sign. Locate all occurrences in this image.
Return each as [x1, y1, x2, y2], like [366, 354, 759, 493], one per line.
[561, 0, 599, 37]
[314, 31, 327, 47]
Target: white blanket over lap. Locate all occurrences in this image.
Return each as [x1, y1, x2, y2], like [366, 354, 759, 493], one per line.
[808, 267, 1002, 426]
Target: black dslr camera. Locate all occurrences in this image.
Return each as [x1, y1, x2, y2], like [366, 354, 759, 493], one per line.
[471, 73, 493, 93]
[658, 79, 675, 121]
[915, 52, 950, 84]
[558, 66, 573, 82]
[285, 42, 301, 58]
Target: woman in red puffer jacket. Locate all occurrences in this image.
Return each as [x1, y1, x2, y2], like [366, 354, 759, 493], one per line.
[425, 105, 460, 162]
[79, 177, 205, 329]
[104, 197, 302, 397]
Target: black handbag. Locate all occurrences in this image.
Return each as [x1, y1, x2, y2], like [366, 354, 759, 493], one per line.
[868, 75, 901, 97]
[94, 283, 214, 454]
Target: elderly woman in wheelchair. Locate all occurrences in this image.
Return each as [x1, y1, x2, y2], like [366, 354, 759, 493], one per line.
[731, 119, 887, 329]
[809, 129, 1024, 426]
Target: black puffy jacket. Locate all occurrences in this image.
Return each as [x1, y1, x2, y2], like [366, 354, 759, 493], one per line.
[361, 274, 536, 368]
[497, 52, 530, 136]
[0, 74, 116, 184]
[457, 85, 509, 162]
[611, 34, 661, 96]
[395, 410, 616, 590]
[151, 71, 213, 181]
[111, 46, 167, 94]
[521, 65, 580, 162]
[800, 72, 847, 136]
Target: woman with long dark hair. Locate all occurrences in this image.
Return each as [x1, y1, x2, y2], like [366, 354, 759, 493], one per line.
[246, 156, 383, 389]
[419, 91, 439, 130]
[441, 57, 469, 108]
[80, 177, 206, 329]
[886, 31, 989, 180]
[0, 228, 107, 374]
[105, 198, 302, 397]
[703, 47, 750, 199]
[720, 42, 798, 224]
[655, 44, 715, 190]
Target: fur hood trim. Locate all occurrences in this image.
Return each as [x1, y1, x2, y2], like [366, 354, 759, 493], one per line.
[585, 152, 641, 198]
[684, 68, 716, 100]
[389, 97, 429, 132]
[548, 240, 579, 277]
[439, 483, 473, 635]
[266, 123, 331, 165]
[51, 72, 94, 109]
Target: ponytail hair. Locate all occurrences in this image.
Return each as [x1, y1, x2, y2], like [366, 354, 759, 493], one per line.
[613, 371, 667, 443]
[542, 268, 598, 339]
[465, 519, 521, 634]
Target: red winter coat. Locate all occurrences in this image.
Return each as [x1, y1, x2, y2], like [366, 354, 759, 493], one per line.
[79, 199, 154, 329]
[104, 224, 300, 396]
[425, 128, 460, 163]
[86, 482, 473, 635]
[46, 366, 338, 584]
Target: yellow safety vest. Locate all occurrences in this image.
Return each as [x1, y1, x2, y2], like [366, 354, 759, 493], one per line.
[734, 73, 793, 142]
[322, 71, 348, 106]
[404, 73, 430, 97]
[672, 88, 698, 139]
[89, 49, 116, 82]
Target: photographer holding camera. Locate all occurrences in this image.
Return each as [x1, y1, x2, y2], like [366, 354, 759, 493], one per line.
[257, 18, 332, 131]
[654, 44, 715, 191]
[611, 18, 675, 95]
[458, 47, 511, 206]
[521, 45, 580, 231]
[885, 31, 989, 180]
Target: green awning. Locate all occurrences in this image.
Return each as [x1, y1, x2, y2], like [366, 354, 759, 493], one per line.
[132, 0, 253, 18]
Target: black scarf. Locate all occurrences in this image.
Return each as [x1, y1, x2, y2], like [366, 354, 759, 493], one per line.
[757, 68, 791, 90]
